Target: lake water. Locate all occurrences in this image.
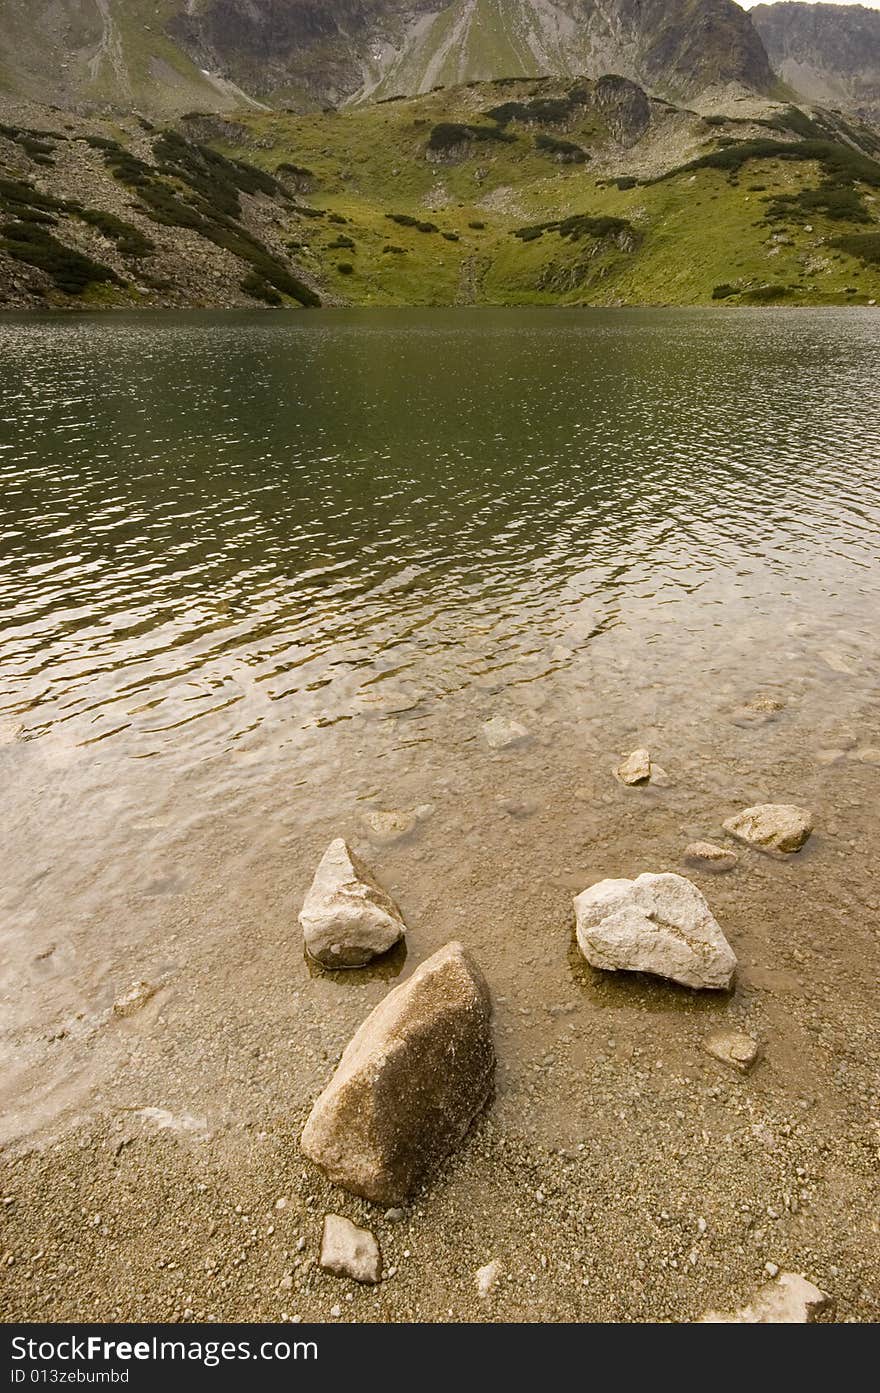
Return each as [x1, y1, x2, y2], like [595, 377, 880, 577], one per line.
[1, 307, 879, 1170]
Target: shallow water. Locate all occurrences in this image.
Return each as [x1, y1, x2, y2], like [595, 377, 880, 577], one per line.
[1, 306, 879, 1149]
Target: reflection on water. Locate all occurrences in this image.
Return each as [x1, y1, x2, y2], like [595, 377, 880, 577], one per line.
[1, 307, 878, 760]
[0, 306, 879, 1146]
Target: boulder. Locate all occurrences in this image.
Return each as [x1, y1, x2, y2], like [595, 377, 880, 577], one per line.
[703, 1029, 759, 1073]
[301, 942, 495, 1205]
[684, 842, 738, 874]
[574, 873, 736, 990]
[616, 748, 652, 785]
[299, 839, 406, 968]
[723, 804, 813, 854]
[319, 1213, 382, 1284]
[701, 1273, 831, 1323]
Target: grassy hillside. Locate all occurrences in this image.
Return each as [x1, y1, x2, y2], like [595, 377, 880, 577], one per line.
[2, 77, 880, 309]
[207, 78, 880, 307]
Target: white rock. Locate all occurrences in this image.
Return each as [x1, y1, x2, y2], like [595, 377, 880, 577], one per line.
[299, 839, 406, 968]
[574, 873, 736, 990]
[683, 842, 738, 874]
[701, 1272, 831, 1323]
[320, 1213, 382, 1284]
[723, 804, 813, 854]
[703, 1030, 759, 1073]
[616, 748, 652, 785]
[113, 980, 156, 1017]
[475, 1259, 503, 1298]
[482, 715, 529, 750]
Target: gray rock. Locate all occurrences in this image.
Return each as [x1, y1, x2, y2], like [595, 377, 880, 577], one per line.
[616, 748, 652, 785]
[684, 842, 738, 874]
[574, 872, 736, 990]
[703, 1029, 759, 1073]
[301, 942, 495, 1205]
[299, 839, 406, 969]
[723, 804, 813, 854]
[319, 1213, 382, 1284]
[701, 1272, 831, 1323]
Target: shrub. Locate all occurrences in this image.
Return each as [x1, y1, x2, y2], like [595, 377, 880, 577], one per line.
[327, 235, 355, 249]
[241, 273, 282, 305]
[337, 262, 354, 275]
[383, 244, 406, 254]
[535, 134, 589, 164]
[442, 231, 460, 242]
[712, 284, 737, 300]
[468, 220, 486, 230]
[832, 232, 880, 265]
[0, 221, 120, 294]
[427, 123, 515, 153]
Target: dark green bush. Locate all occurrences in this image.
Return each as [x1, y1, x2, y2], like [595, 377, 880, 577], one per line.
[337, 262, 354, 275]
[468, 220, 486, 230]
[0, 221, 120, 294]
[535, 134, 589, 163]
[241, 272, 282, 305]
[712, 284, 737, 300]
[427, 123, 515, 153]
[832, 232, 880, 265]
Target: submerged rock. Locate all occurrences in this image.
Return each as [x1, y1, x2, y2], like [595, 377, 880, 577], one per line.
[684, 842, 738, 874]
[616, 748, 652, 785]
[723, 804, 813, 854]
[574, 872, 736, 990]
[301, 942, 495, 1205]
[319, 1213, 382, 1284]
[703, 1029, 759, 1073]
[482, 715, 529, 750]
[299, 839, 406, 969]
[701, 1272, 831, 1323]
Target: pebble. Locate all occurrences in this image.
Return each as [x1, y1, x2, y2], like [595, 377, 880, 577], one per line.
[703, 1030, 760, 1074]
[475, 1259, 503, 1298]
[112, 980, 156, 1017]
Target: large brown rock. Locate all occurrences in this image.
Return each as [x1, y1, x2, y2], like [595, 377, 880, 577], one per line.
[300, 942, 494, 1205]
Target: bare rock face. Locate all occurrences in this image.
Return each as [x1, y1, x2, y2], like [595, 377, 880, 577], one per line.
[299, 839, 406, 969]
[684, 842, 738, 874]
[723, 804, 813, 854]
[301, 942, 495, 1205]
[574, 872, 736, 990]
[319, 1213, 382, 1284]
[701, 1272, 831, 1323]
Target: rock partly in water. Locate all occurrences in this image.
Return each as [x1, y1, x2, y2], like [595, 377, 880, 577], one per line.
[616, 748, 652, 785]
[684, 842, 738, 874]
[703, 1029, 759, 1074]
[319, 1214, 382, 1284]
[301, 942, 495, 1205]
[723, 804, 813, 854]
[701, 1272, 831, 1323]
[730, 696, 785, 727]
[574, 872, 736, 990]
[299, 839, 406, 969]
[113, 980, 157, 1017]
[359, 807, 433, 843]
[482, 716, 529, 750]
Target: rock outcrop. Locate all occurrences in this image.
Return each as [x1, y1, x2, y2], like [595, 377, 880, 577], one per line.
[301, 942, 495, 1204]
[299, 839, 406, 968]
[574, 872, 736, 990]
[723, 804, 814, 854]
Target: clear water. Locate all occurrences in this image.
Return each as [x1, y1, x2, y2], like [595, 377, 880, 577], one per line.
[1, 306, 879, 1147]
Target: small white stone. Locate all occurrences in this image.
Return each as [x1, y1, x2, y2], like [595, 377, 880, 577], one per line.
[113, 980, 156, 1017]
[299, 839, 406, 968]
[616, 748, 652, 785]
[482, 715, 529, 750]
[701, 1272, 831, 1323]
[320, 1214, 382, 1285]
[475, 1259, 503, 1298]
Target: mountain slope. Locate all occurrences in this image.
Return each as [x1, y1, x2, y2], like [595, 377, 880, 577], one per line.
[4, 78, 879, 310]
[0, 0, 777, 116]
[752, 3, 880, 125]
